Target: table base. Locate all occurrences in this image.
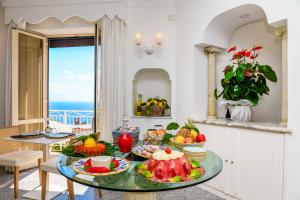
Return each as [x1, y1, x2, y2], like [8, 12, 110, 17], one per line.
[124, 192, 157, 200]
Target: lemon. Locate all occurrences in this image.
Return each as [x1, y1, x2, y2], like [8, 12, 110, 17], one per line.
[84, 137, 97, 148]
[191, 129, 198, 139]
[175, 136, 185, 144]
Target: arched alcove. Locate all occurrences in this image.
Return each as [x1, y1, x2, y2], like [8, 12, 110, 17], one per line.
[201, 4, 267, 49]
[132, 68, 171, 116]
[199, 3, 286, 123]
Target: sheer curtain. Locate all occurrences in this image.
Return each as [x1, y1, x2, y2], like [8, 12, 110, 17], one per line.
[98, 16, 126, 142]
[5, 21, 16, 127]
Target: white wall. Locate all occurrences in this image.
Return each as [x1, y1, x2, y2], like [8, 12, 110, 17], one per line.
[216, 20, 282, 122]
[125, 0, 176, 132]
[175, 1, 300, 200]
[0, 3, 7, 127]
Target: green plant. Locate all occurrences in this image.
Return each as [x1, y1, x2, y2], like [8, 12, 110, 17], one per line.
[214, 45, 277, 105]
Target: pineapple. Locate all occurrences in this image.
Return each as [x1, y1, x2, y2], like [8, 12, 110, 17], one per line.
[176, 119, 197, 138]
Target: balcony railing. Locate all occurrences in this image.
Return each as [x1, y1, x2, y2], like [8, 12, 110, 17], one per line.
[49, 110, 94, 125]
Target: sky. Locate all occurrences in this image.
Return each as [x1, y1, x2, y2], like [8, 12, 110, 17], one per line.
[49, 46, 95, 102]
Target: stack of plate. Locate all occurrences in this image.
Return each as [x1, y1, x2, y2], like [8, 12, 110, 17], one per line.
[182, 147, 207, 162]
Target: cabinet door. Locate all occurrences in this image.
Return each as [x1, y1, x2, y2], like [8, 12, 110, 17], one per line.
[201, 124, 231, 193]
[230, 128, 285, 200]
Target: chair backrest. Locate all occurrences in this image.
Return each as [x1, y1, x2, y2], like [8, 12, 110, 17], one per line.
[0, 126, 20, 155]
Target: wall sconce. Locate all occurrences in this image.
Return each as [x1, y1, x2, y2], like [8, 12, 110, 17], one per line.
[135, 32, 163, 55]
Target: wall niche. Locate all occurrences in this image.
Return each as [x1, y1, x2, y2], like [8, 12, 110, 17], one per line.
[132, 68, 171, 117]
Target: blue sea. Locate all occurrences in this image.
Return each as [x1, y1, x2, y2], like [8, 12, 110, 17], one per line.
[49, 101, 94, 111]
[49, 101, 94, 125]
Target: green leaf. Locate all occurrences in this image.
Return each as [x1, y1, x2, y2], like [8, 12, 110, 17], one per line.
[162, 133, 173, 144]
[192, 127, 200, 134]
[166, 122, 180, 130]
[248, 92, 259, 105]
[258, 65, 277, 82]
[233, 85, 241, 97]
[225, 69, 234, 81]
[236, 65, 245, 82]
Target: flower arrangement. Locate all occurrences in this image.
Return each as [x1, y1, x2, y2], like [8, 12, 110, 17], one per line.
[141, 97, 170, 116]
[214, 45, 278, 105]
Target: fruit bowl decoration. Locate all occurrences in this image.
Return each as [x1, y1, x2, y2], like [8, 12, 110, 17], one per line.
[136, 148, 205, 183]
[62, 133, 117, 157]
[72, 156, 130, 176]
[163, 119, 206, 149]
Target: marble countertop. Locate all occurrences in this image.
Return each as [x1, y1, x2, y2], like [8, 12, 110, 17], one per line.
[194, 119, 292, 134]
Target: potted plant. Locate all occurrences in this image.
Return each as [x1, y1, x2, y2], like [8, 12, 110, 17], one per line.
[141, 97, 170, 117]
[214, 45, 277, 122]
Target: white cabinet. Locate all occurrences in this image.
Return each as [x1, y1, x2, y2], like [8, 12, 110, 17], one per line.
[199, 124, 285, 200]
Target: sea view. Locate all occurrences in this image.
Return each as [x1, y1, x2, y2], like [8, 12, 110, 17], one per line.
[49, 101, 94, 111]
[49, 101, 94, 125]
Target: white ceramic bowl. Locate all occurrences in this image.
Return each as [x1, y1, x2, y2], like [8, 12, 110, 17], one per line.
[182, 147, 207, 162]
[170, 137, 205, 149]
[91, 156, 112, 168]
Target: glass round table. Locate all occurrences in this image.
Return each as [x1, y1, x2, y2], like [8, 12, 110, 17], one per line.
[57, 149, 222, 200]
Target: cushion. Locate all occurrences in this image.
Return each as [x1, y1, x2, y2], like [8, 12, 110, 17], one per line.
[0, 150, 43, 166]
[40, 157, 59, 175]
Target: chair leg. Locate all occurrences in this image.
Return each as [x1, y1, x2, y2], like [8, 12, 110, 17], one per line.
[38, 158, 42, 185]
[67, 179, 75, 200]
[14, 166, 19, 199]
[41, 171, 47, 200]
[97, 189, 103, 198]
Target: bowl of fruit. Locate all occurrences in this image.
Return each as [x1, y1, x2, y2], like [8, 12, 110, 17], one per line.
[62, 133, 117, 157]
[167, 119, 206, 149]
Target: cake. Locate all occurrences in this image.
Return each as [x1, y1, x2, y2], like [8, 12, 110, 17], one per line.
[136, 148, 205, 182]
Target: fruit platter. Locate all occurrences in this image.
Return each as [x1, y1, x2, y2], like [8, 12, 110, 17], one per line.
[72, 156, 130, 176]
[136, 148, 205, 183]
[164, 119, 206, 149]
[132, 145, 166, 159]
[62, 133, 117, 157]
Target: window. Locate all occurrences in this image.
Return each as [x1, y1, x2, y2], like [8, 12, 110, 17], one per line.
[48, 37, 96, 134]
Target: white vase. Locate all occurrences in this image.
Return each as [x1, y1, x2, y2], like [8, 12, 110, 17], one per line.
[228, 105, 252, 122]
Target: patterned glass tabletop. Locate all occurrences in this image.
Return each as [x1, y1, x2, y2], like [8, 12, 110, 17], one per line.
[56, 146, 223, 192]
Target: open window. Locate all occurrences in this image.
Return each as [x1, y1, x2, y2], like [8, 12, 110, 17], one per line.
[11, 29, 48, 132]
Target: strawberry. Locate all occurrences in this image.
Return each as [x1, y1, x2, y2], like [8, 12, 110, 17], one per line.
[165, 148, 171, 154]
[84, 158, 92, 170]
[111, 159, 119, 168]
[86, 167, 110, 173]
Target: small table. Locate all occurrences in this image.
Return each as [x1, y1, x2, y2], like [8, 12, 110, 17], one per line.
[56, 151, 223, 200]
[2, 134, 75, 199]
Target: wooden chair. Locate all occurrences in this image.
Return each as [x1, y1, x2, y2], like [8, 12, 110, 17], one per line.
[0, 126, 20, 155]
[0, 127, 45, 198]
[0, 150, 43, 199]
[40, 157, 75, 200]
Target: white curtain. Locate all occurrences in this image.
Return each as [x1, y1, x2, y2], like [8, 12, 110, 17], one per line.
[5, 21, 17, 127]
[98, 16, 126, 142]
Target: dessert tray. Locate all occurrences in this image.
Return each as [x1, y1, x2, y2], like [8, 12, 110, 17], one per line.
[135, 149, 205, 183]
[132, 145, 165, 159]
[72, 157, 130, 176]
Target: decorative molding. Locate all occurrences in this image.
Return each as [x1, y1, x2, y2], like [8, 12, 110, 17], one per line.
[204, 46, 221, 55]
[1, 0, 125, 7]
[275, 26, 287, 39]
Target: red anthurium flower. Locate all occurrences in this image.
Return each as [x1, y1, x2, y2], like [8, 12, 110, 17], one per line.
[227, 46, 237, 53]
[236, 50, 247, 57]
[251, 45, 263, 51]
[245, 51, 251, 57]
[250, 54, 258, 59]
